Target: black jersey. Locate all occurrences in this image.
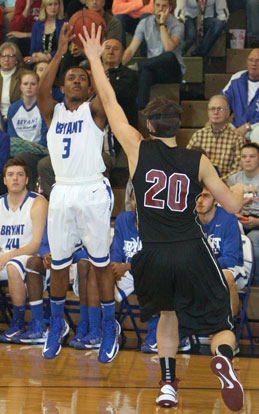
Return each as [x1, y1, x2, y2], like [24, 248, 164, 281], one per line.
[132, 139, 203, 243]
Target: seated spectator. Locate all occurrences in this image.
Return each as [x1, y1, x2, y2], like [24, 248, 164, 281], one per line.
[122, 0, 185, 110]
[187, 95, 245, 181]
[0, 158, 48, 343]
[7, 0, 42, 57]
[24, 0, 66, 65]
[221, 49, 259, 144]
[112, 0, 153, 50]
[227, 143, 259, 286]
[33, 60, 64, 102]
[7, 70, 48, 189]
[59, 0, 122, 76]
[196, 187, 248, 316]
[177, 0, 229, 57]
[227, 0, 259, 48]
[0, 123, 10, 195]
[0, 41, 24, 120]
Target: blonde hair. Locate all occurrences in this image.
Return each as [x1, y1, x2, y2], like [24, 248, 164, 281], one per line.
[0, 42, 23, 67]
[39, 0, 64, 21]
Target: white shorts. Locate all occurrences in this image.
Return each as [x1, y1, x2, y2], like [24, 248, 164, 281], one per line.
[228, 265, 248, 291]
[48, 177, 114, 270]
[0, 255, 31, 282]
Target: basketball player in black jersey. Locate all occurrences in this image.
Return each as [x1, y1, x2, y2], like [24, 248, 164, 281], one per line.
[80, 25, 255, 411]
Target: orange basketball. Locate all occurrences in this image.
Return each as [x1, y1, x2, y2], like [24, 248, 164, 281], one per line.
[69, 9, 106, 48]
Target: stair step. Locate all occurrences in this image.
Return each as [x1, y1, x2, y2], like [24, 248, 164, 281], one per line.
[204, 73, 232, 99]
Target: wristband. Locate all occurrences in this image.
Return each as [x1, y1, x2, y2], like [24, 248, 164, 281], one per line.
[159, 23, 167, 27]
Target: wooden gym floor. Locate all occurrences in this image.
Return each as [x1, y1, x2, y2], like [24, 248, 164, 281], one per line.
[0, 334, 259, 414]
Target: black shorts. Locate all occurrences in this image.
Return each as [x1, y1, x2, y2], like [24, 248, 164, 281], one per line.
[131, 237, 234, 336]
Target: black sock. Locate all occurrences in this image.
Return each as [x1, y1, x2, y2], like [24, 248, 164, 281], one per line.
[160, 357, 176, 382]
[215, 344, 234, 361]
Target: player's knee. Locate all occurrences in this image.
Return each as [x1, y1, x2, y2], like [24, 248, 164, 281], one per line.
[27, 256, 44, 273]
[78, 260, 90, 278]
[6, 264, 22, 280]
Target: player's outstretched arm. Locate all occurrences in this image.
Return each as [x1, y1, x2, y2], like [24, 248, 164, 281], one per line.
[199, 155, 255, 214]
[79, 24, 142, 176]
[37, 23, 74, 128]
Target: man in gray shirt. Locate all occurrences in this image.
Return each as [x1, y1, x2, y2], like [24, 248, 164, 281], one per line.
[122, 0, 185, 109]
[227, 143, 259, 285]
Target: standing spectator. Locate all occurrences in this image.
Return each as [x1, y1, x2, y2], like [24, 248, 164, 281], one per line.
[178, 0, 229, 57]
[221, 49, 259, 144]
[112, 0, 153, 50]
[8, 0, 42, 57]
[0, 42, 24, 119]
[227, 143, 259, 286]
[7, 70, 48, 189]
[122, 0, 185, 110]
[187, 95, 245, 181]
[24, 0, 66, 64]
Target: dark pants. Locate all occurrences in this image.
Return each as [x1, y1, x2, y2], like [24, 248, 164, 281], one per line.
[137, 52, 182, 110]
[183, 17, 226, 56]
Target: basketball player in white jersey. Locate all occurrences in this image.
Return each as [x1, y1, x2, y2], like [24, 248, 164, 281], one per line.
[79, 26, 256, 411]
[0, 158, 48, 343]
[37, 23, 119, 362]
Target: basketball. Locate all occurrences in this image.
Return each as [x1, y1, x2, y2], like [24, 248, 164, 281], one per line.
[69, 9, 106, 48]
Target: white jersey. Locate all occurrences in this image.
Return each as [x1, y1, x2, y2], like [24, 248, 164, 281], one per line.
[0, 191, 38, 253]
[47, 102, 106, 184]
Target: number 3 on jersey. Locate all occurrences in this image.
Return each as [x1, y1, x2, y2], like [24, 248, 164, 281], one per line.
[144, 169, 190, 212]
[62, 138, 71, 159]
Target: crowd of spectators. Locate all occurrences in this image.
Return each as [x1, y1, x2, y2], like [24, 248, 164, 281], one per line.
[0, 0, 258, 350]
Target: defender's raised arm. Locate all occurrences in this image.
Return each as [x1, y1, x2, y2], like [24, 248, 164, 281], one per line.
[79, 25, 142, 177]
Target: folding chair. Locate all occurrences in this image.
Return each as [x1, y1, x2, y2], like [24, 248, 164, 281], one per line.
[116, 288, 147, 349]
[236, 234, 254, 348]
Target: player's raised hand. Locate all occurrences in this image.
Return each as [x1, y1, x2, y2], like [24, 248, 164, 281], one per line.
[57, 23, 75, 55]
[79, 23, 106, 61]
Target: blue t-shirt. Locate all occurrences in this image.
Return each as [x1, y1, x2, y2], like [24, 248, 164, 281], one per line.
[199, 206, 243, 269]
[110, 211, 142, 263]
